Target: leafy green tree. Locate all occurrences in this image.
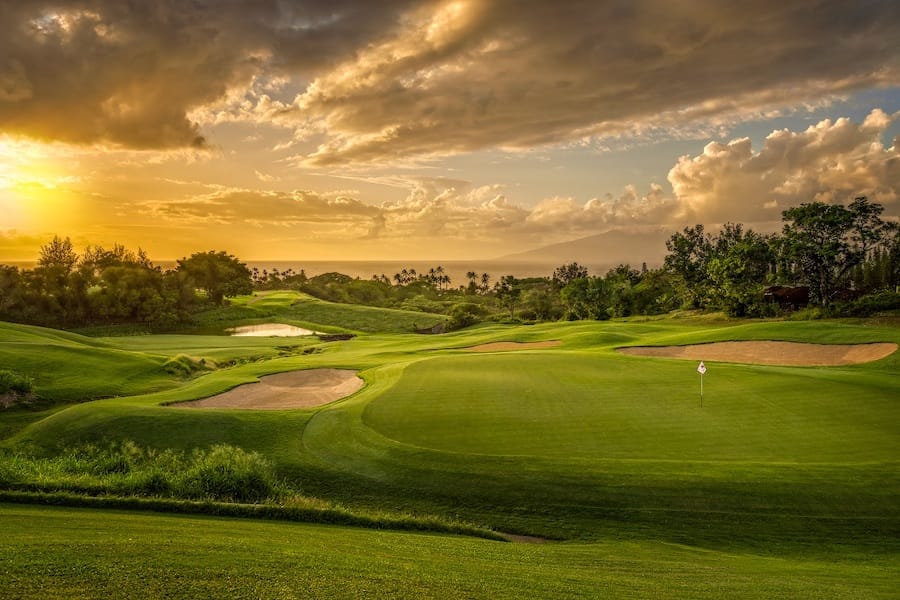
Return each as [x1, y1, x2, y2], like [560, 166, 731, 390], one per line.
[560, 277, 611, 320]
[37, 235, 78, 275]
[664, 225, 712, 307]
[552, 262, 588, 287]
[604, 265, 641, 317]
[706, 228, 774, 316]
[630, 268, 679, 315]
[781, 198, 891, 305]
[0, 266, 26, 319]
[176, 251, 253, 306]
[494, 275, 522, 318]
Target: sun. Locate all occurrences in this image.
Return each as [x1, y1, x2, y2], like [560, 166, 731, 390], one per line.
[0, 138, 81, 231]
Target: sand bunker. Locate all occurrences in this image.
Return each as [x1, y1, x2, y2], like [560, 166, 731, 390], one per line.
[173, 369, 363, 410]
[617, 341, 897, 366]
[463, 341, 562, 352]
[228, 323, 319, 337]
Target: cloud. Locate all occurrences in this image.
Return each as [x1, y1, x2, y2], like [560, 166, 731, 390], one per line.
[0, 0, 422, 148]
[142, 186, 380, 232]
[290, 0, 900, 164]
[2, 0, 897, 160]
[135, 107, 899, 250]
[668, 109, 900, 224]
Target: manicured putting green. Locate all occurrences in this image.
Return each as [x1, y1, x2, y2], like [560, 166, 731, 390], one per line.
[362, 353, 900, 461]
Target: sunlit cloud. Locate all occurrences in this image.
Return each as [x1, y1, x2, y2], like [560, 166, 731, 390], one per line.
[669, 109, 900, 224]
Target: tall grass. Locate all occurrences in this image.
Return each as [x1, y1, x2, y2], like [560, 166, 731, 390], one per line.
[0, 369, 34, 394]
[0, 441, 288, 503]
[0, 441, 503, 540]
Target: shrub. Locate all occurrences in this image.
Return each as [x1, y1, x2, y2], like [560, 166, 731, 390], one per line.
[174, 445, 285, 503]
[447, 303, 486, 330]
[0, 370, 34, 394]
[163, 354, 211, 377]
[840, 291, 900, 317]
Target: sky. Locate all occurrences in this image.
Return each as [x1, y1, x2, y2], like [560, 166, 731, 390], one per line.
[0, 0, 899, 263]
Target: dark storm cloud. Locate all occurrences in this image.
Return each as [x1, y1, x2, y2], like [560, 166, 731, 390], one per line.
[293, 0, 900, 164]
[1, 0, 898, 156]
[0, 0, 422, 148]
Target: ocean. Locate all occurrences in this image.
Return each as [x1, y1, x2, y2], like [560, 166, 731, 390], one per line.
[1, 259, 618, 286]
[246, 260, 615, 286]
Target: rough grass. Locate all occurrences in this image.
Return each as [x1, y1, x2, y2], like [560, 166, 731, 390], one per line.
[0, 441, 288, 503]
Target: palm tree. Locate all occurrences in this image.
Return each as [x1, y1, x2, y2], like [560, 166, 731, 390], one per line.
[480, 272, 490, 294]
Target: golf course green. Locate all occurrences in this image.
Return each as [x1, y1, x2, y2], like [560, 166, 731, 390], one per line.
[1, 293, 898, 598]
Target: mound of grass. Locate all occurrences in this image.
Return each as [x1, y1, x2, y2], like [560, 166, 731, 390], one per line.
[0, 321, 174, 402]
[162, 354, 214, 378]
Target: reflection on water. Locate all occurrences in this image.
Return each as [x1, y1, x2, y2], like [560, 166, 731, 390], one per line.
[228, 323, 318, 337]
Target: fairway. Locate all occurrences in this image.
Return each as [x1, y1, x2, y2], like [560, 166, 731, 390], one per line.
[2, 503, 896, 599]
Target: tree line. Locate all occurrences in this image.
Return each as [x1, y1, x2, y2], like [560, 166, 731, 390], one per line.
[1, 197, 897, 331]
[0, 239, 252, 329]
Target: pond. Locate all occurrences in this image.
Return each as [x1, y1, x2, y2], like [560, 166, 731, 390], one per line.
[227, 323, 320, 337]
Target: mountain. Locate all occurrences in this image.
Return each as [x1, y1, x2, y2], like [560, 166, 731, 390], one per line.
[498, 229, 670, 270]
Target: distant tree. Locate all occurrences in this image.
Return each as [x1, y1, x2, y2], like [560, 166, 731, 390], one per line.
[630, 268, 680, 315]
[38, 235, 78, 274]
[480, 272, 491, 294]
[706, 227, 774, 316]
[494, 275, 522, 318]
[0, 266, 26, 318]
[465, 271, 478, 294]
[781, 198, 891, 305]
[560, 276, 610, 320]
[664, 225, 712, 307]
[176, 251, 253, 305]
[552, 262, 588, 287]
[604, 264, 641, 317]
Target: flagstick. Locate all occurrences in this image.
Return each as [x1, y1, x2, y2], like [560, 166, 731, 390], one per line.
[697, 361, 706, 409]
[700, 372, 703, 408]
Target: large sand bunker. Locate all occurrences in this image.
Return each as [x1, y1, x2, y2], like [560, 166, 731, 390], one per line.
[173, 369, 363, 410]
[463, 341, 562, 352]
[617, 341, 897, 366]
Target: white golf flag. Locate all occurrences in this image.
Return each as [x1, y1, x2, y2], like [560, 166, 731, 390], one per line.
[697, 361, 707, 375]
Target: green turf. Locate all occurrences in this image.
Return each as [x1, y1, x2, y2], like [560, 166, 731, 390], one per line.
[361, 353, 899, 461]
[191, 289, 446, 334]
[1, 314, 898, 595]
[1, 504, 895, 599]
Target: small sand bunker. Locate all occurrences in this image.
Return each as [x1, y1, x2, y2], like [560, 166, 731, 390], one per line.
[463, 340, 562, 352]
[617, 341, 897, 366]
[173, 369, 363, 410]
[228, 323, 319, 337]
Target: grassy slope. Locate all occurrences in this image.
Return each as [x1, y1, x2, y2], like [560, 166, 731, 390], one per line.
[191, 289, 446, 334]
[2, 316, 899, 595]
[1, 504, 895, 600]
[0, 321, 172, 402]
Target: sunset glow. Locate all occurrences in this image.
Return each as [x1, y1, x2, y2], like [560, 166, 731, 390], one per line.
[0, 1, 897, 263]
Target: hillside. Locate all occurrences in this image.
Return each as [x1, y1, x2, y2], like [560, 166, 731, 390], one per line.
[497, 229, 671, 269]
